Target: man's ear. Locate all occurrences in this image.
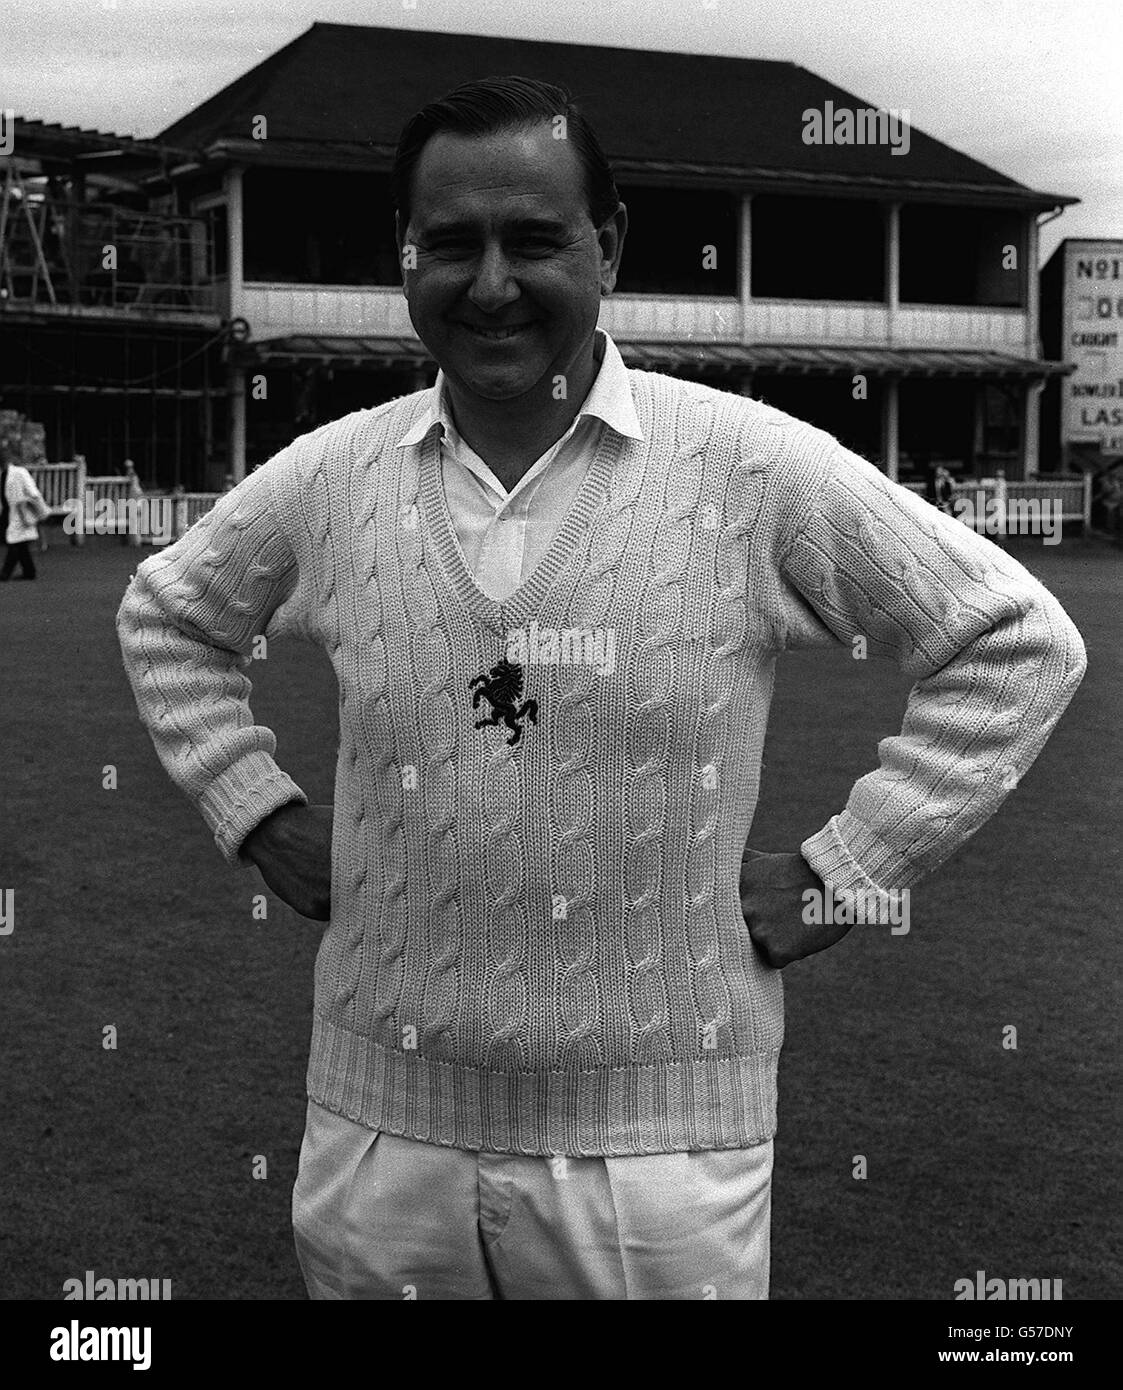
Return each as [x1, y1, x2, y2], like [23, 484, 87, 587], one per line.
[597, 202, 628, 298]
[395, 212, 409, 298]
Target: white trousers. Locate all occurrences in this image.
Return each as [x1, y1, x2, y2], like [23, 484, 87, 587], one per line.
[292, 1099, 773, 1300]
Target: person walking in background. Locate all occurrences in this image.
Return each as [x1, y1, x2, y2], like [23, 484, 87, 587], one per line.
[1, 460, 52, 580]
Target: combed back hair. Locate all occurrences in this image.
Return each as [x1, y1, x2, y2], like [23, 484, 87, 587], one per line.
[392, 75, 621, 235]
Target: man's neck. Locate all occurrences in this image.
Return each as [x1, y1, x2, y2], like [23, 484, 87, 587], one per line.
[444, 332, 604, 492]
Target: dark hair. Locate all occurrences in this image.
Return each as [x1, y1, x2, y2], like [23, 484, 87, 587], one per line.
[392, 75, 620, 236]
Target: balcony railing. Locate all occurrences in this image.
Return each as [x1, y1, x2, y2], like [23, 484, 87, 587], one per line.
[239, 283, 1031, 352]
[240, 283, 414, 338]
[745, 300, 1028, 349]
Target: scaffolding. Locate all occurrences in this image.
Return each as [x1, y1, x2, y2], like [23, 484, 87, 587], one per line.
[1, 122, 228, 487]
[0, 162, 218, 315]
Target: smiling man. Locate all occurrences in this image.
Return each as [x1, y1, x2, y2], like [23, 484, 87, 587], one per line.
[116, 77, 1086, 1301]
[396, 110, 619, 491]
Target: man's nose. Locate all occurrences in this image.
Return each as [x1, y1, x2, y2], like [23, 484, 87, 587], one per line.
[466, 244, 520, 313]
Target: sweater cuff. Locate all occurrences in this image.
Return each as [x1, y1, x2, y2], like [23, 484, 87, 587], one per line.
[801, 811, 917, 899]
[199, 753, 310, 866]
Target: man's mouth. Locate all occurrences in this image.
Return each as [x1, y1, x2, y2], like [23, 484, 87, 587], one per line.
[456, 321, 536, 342]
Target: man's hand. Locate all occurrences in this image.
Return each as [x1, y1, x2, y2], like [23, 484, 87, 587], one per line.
[241, 803, 333, 921]
[740, 849, 851, 968]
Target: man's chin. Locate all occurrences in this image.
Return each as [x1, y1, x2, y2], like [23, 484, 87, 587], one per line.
[450, 363, 545, 402]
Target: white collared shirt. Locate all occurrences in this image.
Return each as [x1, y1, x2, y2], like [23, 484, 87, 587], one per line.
[396, 329, 644, 601]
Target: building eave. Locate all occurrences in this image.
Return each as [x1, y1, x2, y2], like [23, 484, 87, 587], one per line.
[166, 138, 1077, 212]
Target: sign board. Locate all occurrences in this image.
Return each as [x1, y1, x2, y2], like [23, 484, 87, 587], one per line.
[1062, 239, 1123, 457]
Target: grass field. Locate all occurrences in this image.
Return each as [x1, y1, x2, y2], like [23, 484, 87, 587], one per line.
[0, 530, 1119, 1300]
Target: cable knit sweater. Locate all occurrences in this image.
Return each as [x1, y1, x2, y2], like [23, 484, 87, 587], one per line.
[115, 371, 1086, 1155]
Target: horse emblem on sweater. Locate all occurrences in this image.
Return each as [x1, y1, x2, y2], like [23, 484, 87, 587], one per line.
[469, 657, 538, 746]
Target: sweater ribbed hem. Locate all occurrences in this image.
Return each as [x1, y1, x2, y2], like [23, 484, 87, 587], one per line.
[307, 1015, 779, 1156]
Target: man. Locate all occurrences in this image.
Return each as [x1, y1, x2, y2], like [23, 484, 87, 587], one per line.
[116, 77, 1086, 1300]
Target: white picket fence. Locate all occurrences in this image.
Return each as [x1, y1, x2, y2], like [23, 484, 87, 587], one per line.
[28, 461, 87, 517]
[902, 476, 1091, 530]
[27, 460, 222, 546]
[27, 463, 1092, 546]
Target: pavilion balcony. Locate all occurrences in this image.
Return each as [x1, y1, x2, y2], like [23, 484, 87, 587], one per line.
[238, 283, 1031, 354]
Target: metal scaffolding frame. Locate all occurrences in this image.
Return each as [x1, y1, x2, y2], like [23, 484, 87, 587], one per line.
[0, 160, 217, 315]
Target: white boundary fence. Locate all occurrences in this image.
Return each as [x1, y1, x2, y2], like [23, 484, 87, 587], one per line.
[902, 476, 1091, 531]
[28, 464, 1091, 544]
[161, 493, 224, 542]
[27, 461, 222, 546]
[27, 461, 85, 518]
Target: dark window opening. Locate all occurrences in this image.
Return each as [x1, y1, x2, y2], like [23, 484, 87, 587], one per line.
[898, 378, 980, 473]
[980, 382, 1020, 458]
[752, 374, 884, 459]
[900, 206, 1025, 307]
[614, 185, 738, 296]
[244, 364, 423, 467]
[751, 196, 884, 301]
[243, 170, 400, 285]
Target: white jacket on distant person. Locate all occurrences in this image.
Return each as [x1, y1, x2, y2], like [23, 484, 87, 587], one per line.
[2, 464, 52, 544]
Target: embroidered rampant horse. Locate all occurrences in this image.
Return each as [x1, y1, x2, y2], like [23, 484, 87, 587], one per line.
[469, 657, 538, 746]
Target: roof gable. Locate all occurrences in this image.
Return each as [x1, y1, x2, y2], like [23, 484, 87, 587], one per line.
[157, 22, 1046, 199]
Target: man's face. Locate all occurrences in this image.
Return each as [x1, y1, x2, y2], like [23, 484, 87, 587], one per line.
[397, 122, 625, 403]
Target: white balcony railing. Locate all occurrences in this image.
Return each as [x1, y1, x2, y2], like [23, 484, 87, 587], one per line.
[241, 284, 413, 339]
[239, 283, 1030, 353]
[746, 300, 1028, 349]
[597, 296, 742, 341]
[887, 304, 1028, 350]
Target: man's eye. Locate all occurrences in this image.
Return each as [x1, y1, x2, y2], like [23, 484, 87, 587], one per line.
[423, 237, 557, 259]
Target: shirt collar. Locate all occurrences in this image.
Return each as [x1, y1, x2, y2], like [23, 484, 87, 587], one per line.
[395, 328, 643, 449]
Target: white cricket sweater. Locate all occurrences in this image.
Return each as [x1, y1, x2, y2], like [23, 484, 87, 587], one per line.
[115, 370, 1087, 1155]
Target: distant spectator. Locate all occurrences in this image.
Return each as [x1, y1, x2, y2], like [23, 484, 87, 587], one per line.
[1098, 468, 1123, 547]
[933, 465, 955, 515]
[1, 461, 52, 580]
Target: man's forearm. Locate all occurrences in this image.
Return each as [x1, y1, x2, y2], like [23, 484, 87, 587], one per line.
[115, 456, 309, 865]
[777, 441, 1087, 898]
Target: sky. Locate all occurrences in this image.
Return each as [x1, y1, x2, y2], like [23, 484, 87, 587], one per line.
[1, 0, 1120, 264]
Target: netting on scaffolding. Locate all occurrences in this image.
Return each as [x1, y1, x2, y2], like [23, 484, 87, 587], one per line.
[0, 165, 220, 314]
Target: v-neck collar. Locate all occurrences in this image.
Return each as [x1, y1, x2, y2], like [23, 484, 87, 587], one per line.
[418, 421, 625, 639]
